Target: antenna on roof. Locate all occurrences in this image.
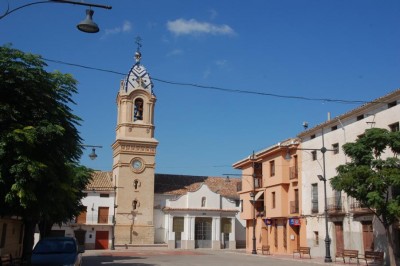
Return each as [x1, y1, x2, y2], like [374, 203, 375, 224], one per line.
[303, 121, 308, 130]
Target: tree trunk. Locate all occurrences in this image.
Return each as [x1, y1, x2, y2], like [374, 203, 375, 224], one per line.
[22, 220, 36, 261]
[386, 226, 398, 266]
[38, 220, 53, 237]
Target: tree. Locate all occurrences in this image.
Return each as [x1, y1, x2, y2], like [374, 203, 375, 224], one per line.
[331, 127, 400, 266]
[0, 44, 92, 258]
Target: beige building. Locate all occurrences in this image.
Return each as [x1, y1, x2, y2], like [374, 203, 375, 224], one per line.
[233, 89, 400, 261]
[233, 139, 307, 255]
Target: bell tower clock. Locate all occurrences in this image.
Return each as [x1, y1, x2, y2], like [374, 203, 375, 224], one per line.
[112, 42, 158, 245]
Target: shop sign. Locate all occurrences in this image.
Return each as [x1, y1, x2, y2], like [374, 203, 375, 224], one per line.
[289, 218, 300, 226]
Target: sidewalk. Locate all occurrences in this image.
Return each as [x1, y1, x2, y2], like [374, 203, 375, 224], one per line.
[84, 247, 371, 266]
[219, 249, 368, 265]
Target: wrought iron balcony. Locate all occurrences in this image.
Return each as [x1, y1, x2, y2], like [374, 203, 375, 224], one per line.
[254, 178, 263, 188]
[327, 196, 345, 213]
[290, 200, 299, 214]
[289, 166, 298, 180]
[311, 202, 319, 214]
[349, 198, 372, 214]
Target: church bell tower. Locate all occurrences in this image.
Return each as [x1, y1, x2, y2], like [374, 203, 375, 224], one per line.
[112, 42, 158, 245]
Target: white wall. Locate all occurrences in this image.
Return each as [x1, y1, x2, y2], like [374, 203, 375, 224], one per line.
[301, 96, 399, 257]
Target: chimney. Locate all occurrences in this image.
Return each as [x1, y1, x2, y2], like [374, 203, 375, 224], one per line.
[327, 112, 331, 121]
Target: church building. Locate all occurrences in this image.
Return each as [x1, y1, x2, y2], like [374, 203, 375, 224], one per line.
[51, 47, 245, 250]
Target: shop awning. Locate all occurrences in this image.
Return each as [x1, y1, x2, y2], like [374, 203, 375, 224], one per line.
[255, 191, 264, 201]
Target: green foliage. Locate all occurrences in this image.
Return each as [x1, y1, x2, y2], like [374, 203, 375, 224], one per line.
[0, 44, 92, 225]
[331, 128, 400, 227]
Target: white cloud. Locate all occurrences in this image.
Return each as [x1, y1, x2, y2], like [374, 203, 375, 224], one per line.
[167, 19, 235, 36]
[122, 21, 132, 32]
[166, 49, 184, 57]
[102, 20, 132, 38]
[215, 59, 227, 67]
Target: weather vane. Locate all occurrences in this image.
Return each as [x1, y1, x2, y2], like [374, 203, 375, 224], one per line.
[135, 36, 142, 52]
[134, 36, 142, 64]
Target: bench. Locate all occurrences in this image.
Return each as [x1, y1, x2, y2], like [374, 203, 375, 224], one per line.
[335, 249, 359, 264]
[361, 251, 384, 266]
[256, 245, 270, 255]
[0, 254, 24, 266]
[293, 246, 311, 259]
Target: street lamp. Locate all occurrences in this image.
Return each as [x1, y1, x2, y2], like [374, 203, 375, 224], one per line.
[284, 129, 333, 263]
[82, 144, 103, 160]
[250, 151, 257, 255]
[111, 183, 117, 250]
[0, 0, 112, 33]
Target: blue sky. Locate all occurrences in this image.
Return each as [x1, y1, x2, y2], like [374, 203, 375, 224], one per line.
[1, 0, 399, 177]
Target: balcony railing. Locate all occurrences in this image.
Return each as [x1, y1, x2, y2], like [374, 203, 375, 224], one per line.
[254, 178, 262, 188]
[311, 202, 319, 214]
[349, 198, 372, 213]
[74, 215, 113, 225]
[290, 201, 299, 214]
[289, 166, 298, 180]
[327, 196, 345, 213]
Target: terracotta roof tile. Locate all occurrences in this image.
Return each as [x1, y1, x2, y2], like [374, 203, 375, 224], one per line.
[86, 171, 113, 191]
[155, 174, 240, 199]
[86, 172, 240, 199]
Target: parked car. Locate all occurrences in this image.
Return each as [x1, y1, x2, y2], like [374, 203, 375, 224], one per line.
[31, 237, 84, 266]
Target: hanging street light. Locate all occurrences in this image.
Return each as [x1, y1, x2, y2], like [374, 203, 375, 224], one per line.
[81, 144, 103, 160]
[0, 0, 112, 33]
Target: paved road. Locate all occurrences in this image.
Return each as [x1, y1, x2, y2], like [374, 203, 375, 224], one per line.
[83, 249, 337, 266]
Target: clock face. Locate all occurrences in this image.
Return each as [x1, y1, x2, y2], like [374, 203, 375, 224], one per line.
[131, 158, 144, 172]
[132, 160, 142, 169]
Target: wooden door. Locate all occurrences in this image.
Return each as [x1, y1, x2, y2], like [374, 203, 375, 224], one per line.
[76, 207, 87, 224]
[98, 207, 109, 224]
[362, 221, 374, 251]
[334, 222, 344, 252]
[95, 231, 109, 249]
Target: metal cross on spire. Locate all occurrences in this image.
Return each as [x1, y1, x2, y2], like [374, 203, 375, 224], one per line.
[134, 36, 142, 64]
[135, 36, 142, 52]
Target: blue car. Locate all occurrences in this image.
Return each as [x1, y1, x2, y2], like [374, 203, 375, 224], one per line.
[31, 237, 84, 266]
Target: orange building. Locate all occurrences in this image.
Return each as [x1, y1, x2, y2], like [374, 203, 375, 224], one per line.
[233, 138, 307, 255]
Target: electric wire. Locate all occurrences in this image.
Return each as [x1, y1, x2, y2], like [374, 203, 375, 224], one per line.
[42, 57, 382, 105]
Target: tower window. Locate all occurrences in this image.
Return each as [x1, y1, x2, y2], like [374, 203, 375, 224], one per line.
[133, 179, 140, 190]
[133, 200, 139, 210]
[134, 98, 144, 121]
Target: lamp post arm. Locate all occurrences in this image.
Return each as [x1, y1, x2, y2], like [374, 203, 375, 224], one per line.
[81, 144, 103, 148]
[0, 0, 111, 20]
[52, 0, 112, 10]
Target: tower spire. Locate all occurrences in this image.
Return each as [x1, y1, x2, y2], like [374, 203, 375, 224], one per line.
[135, 36, 142, 64]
